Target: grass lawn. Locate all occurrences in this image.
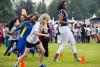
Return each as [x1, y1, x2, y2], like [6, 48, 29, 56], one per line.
[0, 43, 100, 67]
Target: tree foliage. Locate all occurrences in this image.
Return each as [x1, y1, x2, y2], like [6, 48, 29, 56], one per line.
[70, 0, 98, 19]
[37, 1, 46, 14]
[15, 0, 36, 17]
[47, 0, 100, 20]
[47, 0, 59, 20]
[0, 0, 15, 21]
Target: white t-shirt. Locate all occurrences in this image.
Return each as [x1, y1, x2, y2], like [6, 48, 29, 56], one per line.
[27, 22, 40, 44]
[91, 28, 96, 35]
[9, 25, 19, 40]
[86, 27, 91, 36]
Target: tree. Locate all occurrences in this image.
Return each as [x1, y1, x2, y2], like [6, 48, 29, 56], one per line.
[15, 0, 36, 17]
[70, 0, 98, 19]
[47, 0, 59, 20]
[0, 0, 15, 21]
[37, 1, 46, 14]
[95, 0, 100, 17]
[96, 9, 100, 17]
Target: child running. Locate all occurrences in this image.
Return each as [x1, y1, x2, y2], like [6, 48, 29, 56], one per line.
[13, 13, 50, 67]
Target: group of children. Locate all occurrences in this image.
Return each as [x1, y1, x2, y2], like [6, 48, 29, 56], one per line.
[2, 0, 81, 67]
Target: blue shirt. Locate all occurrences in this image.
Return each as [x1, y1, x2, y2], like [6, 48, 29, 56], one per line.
[59, 9, 68, 22]
[14, 21, 35, 40]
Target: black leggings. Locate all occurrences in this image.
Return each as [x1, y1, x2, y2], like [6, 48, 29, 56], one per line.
[41, 36, 49, 57]
[4, 40, 18, 55]
[86, 36, 90, 43]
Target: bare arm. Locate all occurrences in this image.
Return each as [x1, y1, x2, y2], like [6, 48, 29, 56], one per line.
[34, 31, 49, 37]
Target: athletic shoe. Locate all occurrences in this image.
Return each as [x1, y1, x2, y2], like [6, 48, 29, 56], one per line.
[39, 64, 46, 67]
[74, 58, 81, 62]
[13, 65, 17, 67]
[7, 50, 12, 56]
[52, 58, 58, 62]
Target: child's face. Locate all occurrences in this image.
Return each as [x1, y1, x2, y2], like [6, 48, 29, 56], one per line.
[20, 16, 25, 22]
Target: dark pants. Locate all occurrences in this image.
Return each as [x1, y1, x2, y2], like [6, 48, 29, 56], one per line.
[86, 36, 90, 43]
[4, 40, 18, 55]
[54, 34, 57, 43]
[41, 36, 49, 57]
[81, 35, 86, 43]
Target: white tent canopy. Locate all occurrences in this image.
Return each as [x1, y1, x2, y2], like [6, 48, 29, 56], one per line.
[89, 14, 96, 19]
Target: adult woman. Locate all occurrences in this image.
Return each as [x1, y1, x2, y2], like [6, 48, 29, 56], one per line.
[53, 0, 80, 62]
[13, 13, 50, 67]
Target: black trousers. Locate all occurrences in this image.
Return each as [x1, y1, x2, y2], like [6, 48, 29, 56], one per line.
[4, 40, 18, 55]
[86, 36, 90, 43]
[81, 35, 86, 43]
[41, 36, 49, 57]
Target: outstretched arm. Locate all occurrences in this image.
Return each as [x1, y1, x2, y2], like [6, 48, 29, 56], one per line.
[14, 21, 27, 32]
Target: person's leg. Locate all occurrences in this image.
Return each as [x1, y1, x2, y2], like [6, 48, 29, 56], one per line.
[57, 34, 61, 43]
[43, 41, 49, 58]
[15, 38, 25, 57]
[53, 42, 66, 60]
[53, 33, 68, 62]
[94, 35, 96, 43]
[42, 37, 49, 57]
[55, 34, 57, 43]
[81, 36, 84, 43]
[4, 40, 13, 55]
[30, 48, 35, 55]
[87, 36, 88, 43]
[77, 36, 80, 43]
[44, 43, 48, 57]
[69, 32, 81, 62]
[83, 35, 85, 43]
[35, 43, 45, 66]
[88, 36, 90, 42]
[86, 36, 88, 43]
[14, 47, 30, 66]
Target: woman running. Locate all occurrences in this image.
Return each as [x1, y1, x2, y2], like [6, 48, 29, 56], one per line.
[53, 0, 81, 62]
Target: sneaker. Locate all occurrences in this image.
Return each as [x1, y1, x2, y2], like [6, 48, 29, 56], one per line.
[7, 50, 12, 56]
[52, 58, 58, 62]
[13, 65, 17, 67]
[39, 64, 46, 67]
[74, 58, 81, 62]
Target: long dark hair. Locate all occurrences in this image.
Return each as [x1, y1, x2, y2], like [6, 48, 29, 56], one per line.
[9, 16, 18, 31]
[58, 0, 67, 10]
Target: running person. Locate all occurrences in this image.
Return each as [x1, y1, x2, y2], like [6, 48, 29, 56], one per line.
[13, 13, 50, 67]
[4, 19, 20, 56]
[53, 0, 81, 62]
[9, 14, 36, 56]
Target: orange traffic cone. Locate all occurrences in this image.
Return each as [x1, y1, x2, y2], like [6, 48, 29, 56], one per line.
[20, 59, 26, 67]
[81, 55, 85, 64]
[60, 52, 63, 59]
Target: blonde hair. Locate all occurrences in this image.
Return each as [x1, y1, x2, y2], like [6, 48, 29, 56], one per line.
[38, 13, 50, 33]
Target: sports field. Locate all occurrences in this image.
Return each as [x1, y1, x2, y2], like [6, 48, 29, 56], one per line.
[0, 43, 100, 67]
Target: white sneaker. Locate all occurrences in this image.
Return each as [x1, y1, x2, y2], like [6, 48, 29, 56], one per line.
[74, 58, 81, 62]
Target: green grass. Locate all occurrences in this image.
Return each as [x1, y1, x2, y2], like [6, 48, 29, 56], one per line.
[0, 43, 100, 67]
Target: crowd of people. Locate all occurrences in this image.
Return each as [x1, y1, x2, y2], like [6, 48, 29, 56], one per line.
[73, 23, 100, 44]
[0, 0, 100, 67]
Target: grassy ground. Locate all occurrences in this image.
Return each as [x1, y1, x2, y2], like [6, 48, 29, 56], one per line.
[0, 43, 100, 67]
